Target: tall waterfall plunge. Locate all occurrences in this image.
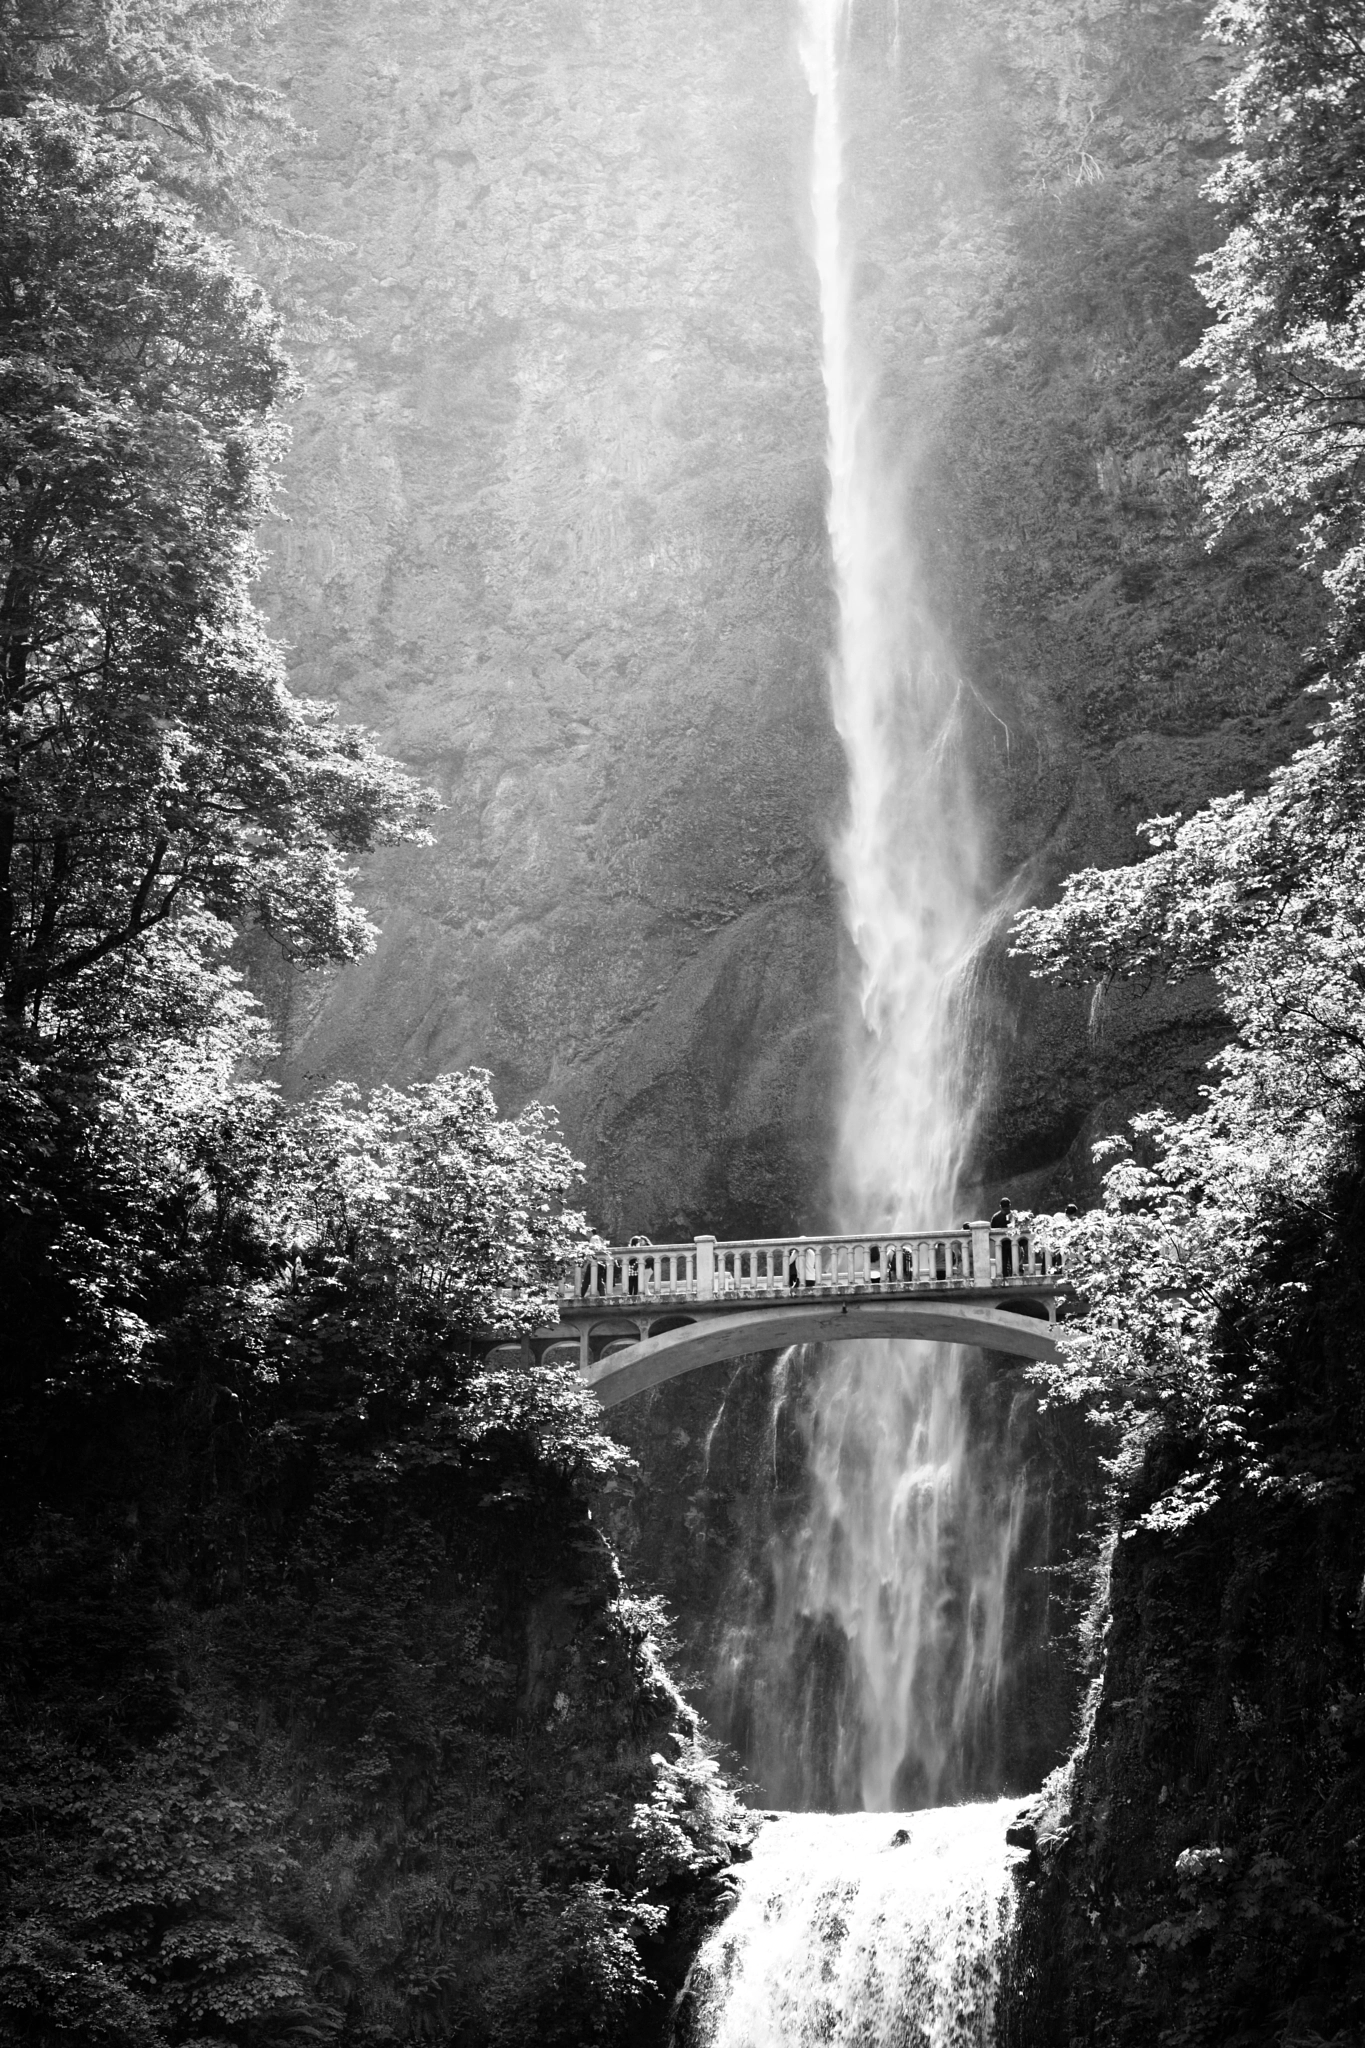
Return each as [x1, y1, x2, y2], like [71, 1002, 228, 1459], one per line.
[709, 0, 1029, 1817]
[683, 8, 1027, 2041]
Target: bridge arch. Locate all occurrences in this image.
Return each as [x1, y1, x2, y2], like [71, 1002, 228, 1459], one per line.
[581, 1298, 1061, 1410]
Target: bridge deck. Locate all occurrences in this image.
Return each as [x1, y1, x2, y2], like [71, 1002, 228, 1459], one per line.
[559, 1221, 1065, 1310]
[480, 1222, 1075, 1407]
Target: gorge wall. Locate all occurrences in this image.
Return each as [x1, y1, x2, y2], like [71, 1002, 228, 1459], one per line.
[248, 0, 1334, 1848]
[255, 0, 1320, 1236]
[248, 0, 1332, 1821]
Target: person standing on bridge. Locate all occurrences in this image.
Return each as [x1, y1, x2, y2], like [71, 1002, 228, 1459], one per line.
[787, 1244, 818, 1290]
[990, 1196, 1014, 1277]
[626, 1233, 652, 1296]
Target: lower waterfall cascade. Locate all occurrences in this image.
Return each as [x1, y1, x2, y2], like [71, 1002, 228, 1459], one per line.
[679, 1804, 1022, 2048]
[709, 1341, 1034, 1813]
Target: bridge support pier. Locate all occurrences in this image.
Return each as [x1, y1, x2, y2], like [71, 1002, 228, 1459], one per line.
[972, 1221, 992, 1284]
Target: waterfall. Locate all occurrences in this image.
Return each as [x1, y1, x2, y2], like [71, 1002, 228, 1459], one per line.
[707, 0, 1025, 1817]
[807, 0, 982, 1223]
[677, 8, 1034, 2040]
[682, 1804, 1020, 2048]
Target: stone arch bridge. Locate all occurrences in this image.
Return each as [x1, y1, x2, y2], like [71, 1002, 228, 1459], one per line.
[481, 1222, 1072, 1410]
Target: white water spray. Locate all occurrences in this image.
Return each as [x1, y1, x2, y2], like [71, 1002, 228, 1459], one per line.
[714, 0, 1025, 1816]
[684, 1805, 1020, 2048]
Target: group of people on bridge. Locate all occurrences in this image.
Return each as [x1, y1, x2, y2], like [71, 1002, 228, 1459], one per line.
[576, 1195, 1082, 1300]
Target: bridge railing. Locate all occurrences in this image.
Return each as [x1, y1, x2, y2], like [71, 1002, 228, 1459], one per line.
[562, 1223, 1066, 1306]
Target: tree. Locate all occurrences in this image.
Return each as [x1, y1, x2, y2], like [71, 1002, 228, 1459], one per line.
[1011, 0, 1365, 1528]
[0, 105, 432, 1031]
[1187, 0, 1365, 649]
[0, 0, 292, 219]
[1011, 719, 1365, 1523]
[276, 1072, 596, 1344]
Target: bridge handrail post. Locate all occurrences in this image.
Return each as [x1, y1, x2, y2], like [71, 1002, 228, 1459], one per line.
[970, 1220, 992, 1284]
[694, 1235, 716, 1301]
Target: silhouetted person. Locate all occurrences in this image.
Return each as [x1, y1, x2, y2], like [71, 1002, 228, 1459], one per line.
[991, 1196, 1014, 1276]
[627, 1232, 651, 1295]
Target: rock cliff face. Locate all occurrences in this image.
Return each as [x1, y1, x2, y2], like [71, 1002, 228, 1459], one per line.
[257, 0, 839, 1237]
[256, 0, 1318, 1232]
[1003, 1430, 1365, 2046]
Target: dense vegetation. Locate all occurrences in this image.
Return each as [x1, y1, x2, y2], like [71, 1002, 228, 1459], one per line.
[0, 9, 748, 2045]
[1008, 4, 1365, 2037]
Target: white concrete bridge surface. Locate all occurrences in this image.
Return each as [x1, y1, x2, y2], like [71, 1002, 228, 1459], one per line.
[482, 1223, 1073, 1410]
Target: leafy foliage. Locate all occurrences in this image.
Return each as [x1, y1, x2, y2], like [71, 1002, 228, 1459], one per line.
[1013, 692, 1365, 1526]
[0, 0, 295, 219]
[0, 106, 432, 1028]
[273, 1073, 594, 1346]
[1187, 0, 1365, 646]
[1012, 0, 1365, 1533]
